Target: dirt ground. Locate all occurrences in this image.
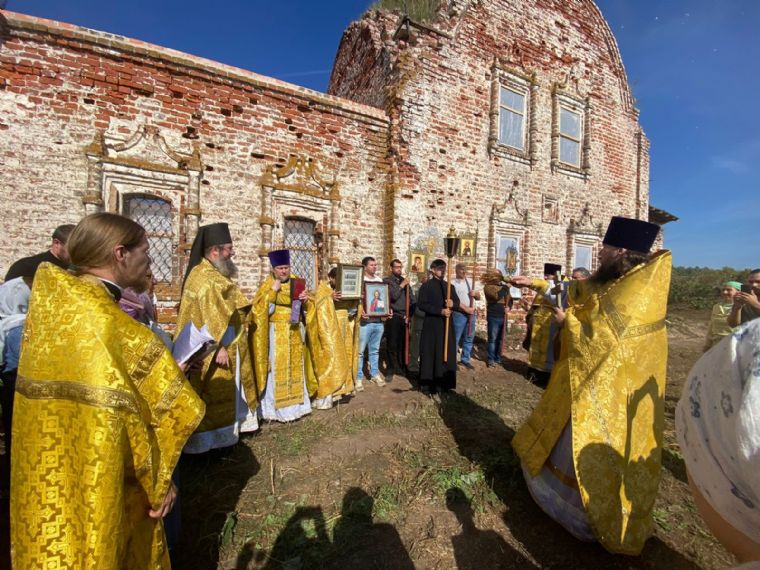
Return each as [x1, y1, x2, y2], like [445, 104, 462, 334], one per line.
[172, 305, 734, 570]
[0, 306, 737, 569]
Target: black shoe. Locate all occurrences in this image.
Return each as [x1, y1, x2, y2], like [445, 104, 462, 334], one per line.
[460, 361, 475, 370]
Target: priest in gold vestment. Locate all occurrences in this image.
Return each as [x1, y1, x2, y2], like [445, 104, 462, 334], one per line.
[524, 262, 562, 386]
[304, 279, 349, 409]
[512, 216, 671, 555]
[11, 213, 205, 569]
[328, 267, 362, 398]
[251, 249, 313, 421]
[177, 223, 258, 453]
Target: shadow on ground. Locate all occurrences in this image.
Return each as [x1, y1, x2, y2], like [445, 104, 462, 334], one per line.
[438, 390, 700, 569]
[176, 440, 260, 569]
[235, 487, 414, 570]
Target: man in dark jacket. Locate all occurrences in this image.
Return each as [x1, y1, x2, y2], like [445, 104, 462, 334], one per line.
[4, 224, 75, 281]
[417, 259, 460, 395]
[383, 259, 412, 377]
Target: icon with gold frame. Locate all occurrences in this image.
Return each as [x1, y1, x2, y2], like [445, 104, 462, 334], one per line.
[409, 252, 426, 273]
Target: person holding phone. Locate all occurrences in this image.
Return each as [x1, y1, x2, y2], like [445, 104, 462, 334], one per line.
[727, 269, 760, 327]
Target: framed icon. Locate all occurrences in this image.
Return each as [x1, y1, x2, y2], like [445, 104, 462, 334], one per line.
[335, 264, 363, 300]
[409, 252, 426, 273]
[459, 238, 475, 257]
[364, 282, 390, 318]
[290, 277, 307, 302]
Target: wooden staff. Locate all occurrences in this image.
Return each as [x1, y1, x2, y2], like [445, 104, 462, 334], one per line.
[468, 260, 478, 337]
[404, 276, 410, 366]
[443, 260, 453, 363]
[499, 289, 509, 358]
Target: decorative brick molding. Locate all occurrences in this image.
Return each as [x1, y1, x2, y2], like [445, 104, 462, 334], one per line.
[84, 125, 202, 294]
[257, 155, 342, 282]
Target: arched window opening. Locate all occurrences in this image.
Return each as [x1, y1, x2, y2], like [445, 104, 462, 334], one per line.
[123, 194, 174, 283]
[283, 217, 318, 289]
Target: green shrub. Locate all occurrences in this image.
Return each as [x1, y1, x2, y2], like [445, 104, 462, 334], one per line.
[669, 266, 750, 309]
[372, 0, 441, 22]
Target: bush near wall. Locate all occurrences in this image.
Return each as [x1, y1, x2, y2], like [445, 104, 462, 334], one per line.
[669, 266, 751, 309]
[372, 0, 441, 22]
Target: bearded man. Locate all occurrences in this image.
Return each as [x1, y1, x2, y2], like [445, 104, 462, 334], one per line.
[511, 216, 670, 555]
[417, 258, 461, 395]
[177, 223, 258, 453]
[251, 249, 313, 421]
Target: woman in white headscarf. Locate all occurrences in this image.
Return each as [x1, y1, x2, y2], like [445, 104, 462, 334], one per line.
[676, 319, 760, 563]
[1, 276, 32, 464]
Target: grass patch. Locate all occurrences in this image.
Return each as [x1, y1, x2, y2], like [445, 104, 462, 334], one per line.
[653, 508, 672, 531]
[267, 421, 328, 457]
[430, 466, 500, 512]
[372, 0, 440, 22]
[243, 495, 304, 545]
[340, 411, 403, 434]
[372, 482, 403, 521]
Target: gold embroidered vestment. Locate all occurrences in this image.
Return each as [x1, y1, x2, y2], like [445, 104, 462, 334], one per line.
[11, 264, 205, 569]
[176, 258, 255, 432]
[251, 276, 306, 408]
[304, 282, 349, 400]
[513, 251, 672, 555]
[332, 297, 362, 396]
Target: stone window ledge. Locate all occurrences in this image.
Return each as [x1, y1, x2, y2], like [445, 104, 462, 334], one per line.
[490, 143, 532, 167]
[551, 160, 590, 181]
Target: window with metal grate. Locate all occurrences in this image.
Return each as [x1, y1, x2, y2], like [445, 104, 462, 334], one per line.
[123, 194, 174, 283]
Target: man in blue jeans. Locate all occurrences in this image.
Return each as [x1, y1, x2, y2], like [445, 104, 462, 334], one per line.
[451, 263, 480, 370]
[482, 268, 511, 367]
[357, 256, 387, 391]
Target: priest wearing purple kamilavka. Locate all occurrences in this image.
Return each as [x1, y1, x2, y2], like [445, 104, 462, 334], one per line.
[251, 249, 312, 422]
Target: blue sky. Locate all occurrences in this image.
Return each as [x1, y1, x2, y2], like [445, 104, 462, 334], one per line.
[8, 0, 759, 269]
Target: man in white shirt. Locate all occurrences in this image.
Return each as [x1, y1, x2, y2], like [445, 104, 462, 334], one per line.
[451, 262, 480, 369]
[357, 256, 387, 389]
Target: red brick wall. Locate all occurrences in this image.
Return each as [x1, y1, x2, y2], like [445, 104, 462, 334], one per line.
[0, 0, 651, 320]
[0, 11, 390, 303]
[329, 0, 651, 280]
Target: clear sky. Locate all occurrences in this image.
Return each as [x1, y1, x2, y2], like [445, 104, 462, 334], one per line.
[7, 0, 759, 269]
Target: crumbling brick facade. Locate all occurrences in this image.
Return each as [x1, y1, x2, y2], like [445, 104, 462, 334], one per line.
[0, 10, 389, 318]
[330, 0, 651, 282]
[0, 0, 654, 324]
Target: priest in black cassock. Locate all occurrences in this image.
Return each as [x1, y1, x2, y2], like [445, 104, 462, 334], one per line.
[417, 258, 461, 394]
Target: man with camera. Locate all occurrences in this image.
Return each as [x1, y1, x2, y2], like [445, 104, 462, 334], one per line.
[727, 269, 760, 327]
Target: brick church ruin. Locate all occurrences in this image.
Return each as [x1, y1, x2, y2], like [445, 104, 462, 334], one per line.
[0, 0, 674, 316]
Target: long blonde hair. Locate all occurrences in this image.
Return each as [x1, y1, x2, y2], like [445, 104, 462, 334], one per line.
[67, 213, 145, 273]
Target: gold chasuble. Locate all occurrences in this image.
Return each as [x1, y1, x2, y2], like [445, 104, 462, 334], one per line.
[304, 282, 349, 400]
[11, 264, 205, 569]
[527, 280, 555, 372]
[527, 278, 587, 372]
[513, 251, 672, 555]
[251, 275, 305, 408]
[333, 298, 362, 396]
[176, 258, 255, 432]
